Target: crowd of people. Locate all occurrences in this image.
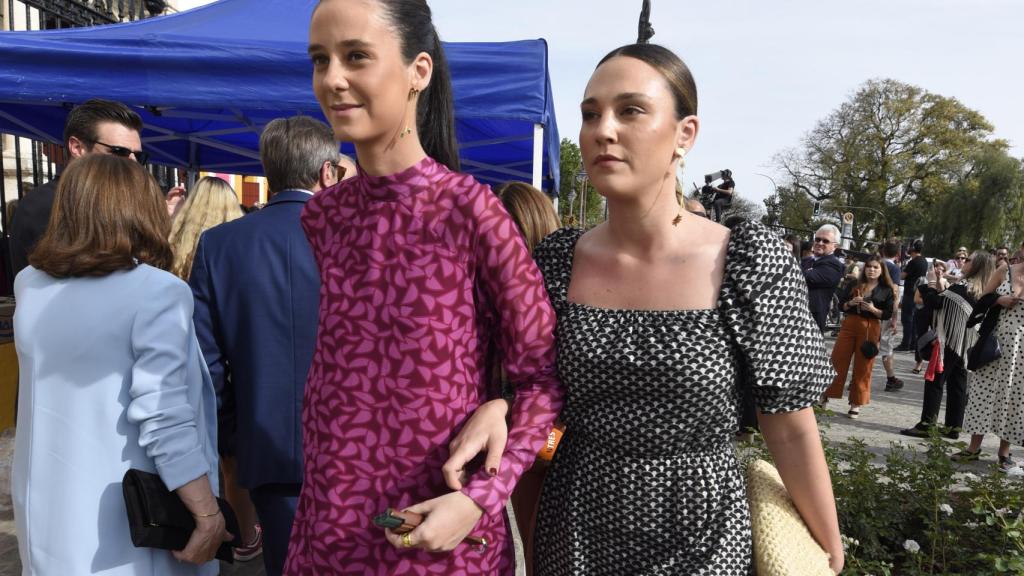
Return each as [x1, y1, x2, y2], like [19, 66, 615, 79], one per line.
[8, 0, 848, 574]
[11, 0, 1021, 575]
[798, 230, 1024, 475]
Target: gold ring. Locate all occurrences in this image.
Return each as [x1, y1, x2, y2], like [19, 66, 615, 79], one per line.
[401, 532, 413, 548]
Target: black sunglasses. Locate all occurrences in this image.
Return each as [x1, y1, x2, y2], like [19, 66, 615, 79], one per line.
[813, 237, 833, 244]
[87, 139, 149, 166]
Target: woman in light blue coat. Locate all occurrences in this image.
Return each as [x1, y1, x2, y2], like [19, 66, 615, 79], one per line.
[12, 155, 231, 575]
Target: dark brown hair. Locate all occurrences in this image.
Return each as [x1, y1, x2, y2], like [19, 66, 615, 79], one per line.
[858, 255, 896, 293]
[315, 0, 460, 171]
[62, 98, 144, 150]
[30, 155, 172, 277]
[495, 182, 560, 253]
[597, 43, 698, 119]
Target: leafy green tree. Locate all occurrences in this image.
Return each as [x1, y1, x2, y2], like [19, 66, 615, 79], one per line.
[558, 138, 605, 228]
[774, 78, 1012, 252]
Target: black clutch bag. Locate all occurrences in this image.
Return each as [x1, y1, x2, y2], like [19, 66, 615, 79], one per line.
[122, 468, 241, 563]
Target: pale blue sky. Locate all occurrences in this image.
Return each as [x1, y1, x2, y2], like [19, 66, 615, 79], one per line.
[177, 0, 1023, 205]
[431, 0, 1023, 205]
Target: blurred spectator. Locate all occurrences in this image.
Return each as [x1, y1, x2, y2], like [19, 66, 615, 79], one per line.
[710, 174, 734, 222]
[896, 240, 927, 351]
[166, 175, 252, 557]
[495, 182, 560, 253]
[800, 240, 813, 260]
[9, 98, 144, 276]
[783, 233, 802, 260]
[825, 256, 896, 419]
[995, 245, 1011, 267]
[901, 251, 995, 439]
[946, 246, 968, 280]
[954, 256, 1024, 473]
[685, 197, 707, 218]
[880, 241, 904, 391]
[190, 116, 351, 575]
[910, 260, 950, 374]
[168, 177, 244, 281]
[166, 185, 187, 217]
[801, 224, 844, 331]
[13, 155, 229, 573]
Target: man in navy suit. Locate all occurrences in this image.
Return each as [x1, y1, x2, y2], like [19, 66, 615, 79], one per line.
[801, 224, 845, 332]
[190, 116, 353, 575]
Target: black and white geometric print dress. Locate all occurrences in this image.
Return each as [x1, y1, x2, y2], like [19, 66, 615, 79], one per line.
[531, 221, 833, 576]
[964, 267, 1024, 445]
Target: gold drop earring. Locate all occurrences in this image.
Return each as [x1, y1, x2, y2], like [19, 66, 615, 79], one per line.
[672, 147, 687, 226]
[400, 88, 420, 139]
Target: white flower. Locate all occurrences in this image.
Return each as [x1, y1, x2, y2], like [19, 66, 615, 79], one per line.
[995, 507, 1011, 518]
[964, 521, 980, 528]
[903, 539, 921, 554]
[939, 503, 954, 515]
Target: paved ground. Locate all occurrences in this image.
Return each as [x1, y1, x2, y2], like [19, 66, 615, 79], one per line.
[0, 337, 1017, 574]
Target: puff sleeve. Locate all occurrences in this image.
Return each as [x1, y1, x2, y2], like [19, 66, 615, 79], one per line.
[719, 222, 834, 414]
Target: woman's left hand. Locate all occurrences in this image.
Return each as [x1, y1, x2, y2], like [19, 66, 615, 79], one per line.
[383, 492, 484, 553]
[443, 399, 509, 490]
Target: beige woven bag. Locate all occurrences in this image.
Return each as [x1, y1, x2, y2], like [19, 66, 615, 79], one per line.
[745, 459, 833, 576]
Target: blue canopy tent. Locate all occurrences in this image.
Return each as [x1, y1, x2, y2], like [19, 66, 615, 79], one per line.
[0, 0, 560, 192]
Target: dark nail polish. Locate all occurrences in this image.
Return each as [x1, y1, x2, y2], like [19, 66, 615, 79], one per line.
[488, 467, 497, 476]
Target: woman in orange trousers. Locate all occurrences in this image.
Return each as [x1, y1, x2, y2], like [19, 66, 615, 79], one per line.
[826, 256, 896, 418]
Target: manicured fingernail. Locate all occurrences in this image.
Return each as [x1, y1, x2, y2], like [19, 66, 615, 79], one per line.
[488, 467, 497, 476]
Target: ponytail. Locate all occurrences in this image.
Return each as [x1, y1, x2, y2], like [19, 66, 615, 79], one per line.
[375, 0, 460, 172]
[418, 31, 460, 172]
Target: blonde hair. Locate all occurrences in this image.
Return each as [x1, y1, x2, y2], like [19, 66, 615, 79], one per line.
[962, 250, 996, 300]
[168, 176, 243, 280]
[494, 182, 560, 253]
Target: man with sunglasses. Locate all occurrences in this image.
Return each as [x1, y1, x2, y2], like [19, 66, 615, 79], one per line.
[9, 98, 145, 275]
[801, 224, 845, 332]
[189, 116, 353, 576]
[946, 246, 969, 281]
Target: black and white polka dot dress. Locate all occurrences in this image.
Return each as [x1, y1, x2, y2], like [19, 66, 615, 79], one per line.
[531, 221, 833, 576]
[964, 267, 1024, 445]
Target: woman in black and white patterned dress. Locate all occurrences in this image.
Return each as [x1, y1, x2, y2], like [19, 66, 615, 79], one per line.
[954, 261, 1024, 473]
[445, 43, 843, 575]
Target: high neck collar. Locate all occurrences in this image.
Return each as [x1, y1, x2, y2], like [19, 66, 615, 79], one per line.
[356, 156, 443, 201]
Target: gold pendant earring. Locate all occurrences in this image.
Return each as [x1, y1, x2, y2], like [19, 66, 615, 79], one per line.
[400, 87, 419, 138]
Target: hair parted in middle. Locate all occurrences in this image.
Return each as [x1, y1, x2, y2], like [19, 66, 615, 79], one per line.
[168, 176, 244, 280]
[260, 116, 339, 193]
[494, 181, 561, 254]
[597, 43, 697, 120]
[858, 255, 896, 292]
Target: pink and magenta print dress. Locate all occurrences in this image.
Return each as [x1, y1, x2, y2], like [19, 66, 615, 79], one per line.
[283, 157, 564, 575]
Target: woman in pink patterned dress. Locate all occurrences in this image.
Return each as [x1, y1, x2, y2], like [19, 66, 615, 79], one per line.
[283, 1, 565, 574]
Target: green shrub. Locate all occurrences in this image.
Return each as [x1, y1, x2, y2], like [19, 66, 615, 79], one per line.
[738, 409, 1024, 575]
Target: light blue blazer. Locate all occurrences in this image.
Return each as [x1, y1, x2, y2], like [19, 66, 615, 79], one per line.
[12, 264, 219, 575]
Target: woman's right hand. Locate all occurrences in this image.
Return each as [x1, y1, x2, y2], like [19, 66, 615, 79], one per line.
[997, 295, 1022, 309]
[172, 512, 232, 565]
[443, 399, 510, 490]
